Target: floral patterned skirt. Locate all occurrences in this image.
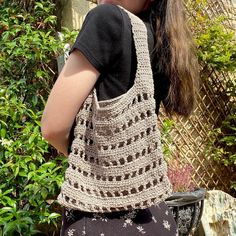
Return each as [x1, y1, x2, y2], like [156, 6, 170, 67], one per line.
[60, 201, 178, 236]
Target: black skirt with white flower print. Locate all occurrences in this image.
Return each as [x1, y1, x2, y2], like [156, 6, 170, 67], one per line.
[60, 201, 178, 236]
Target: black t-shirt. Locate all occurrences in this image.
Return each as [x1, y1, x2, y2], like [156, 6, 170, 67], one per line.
[69, 4, 170, 115]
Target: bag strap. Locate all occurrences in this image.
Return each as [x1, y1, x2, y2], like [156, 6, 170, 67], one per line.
[120, 6, 153, 85]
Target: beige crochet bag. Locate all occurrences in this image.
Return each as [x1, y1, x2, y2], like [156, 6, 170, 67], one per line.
[57, 6, 172, 213]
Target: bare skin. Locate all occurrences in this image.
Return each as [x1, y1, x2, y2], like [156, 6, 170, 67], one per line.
[41, 0, 153, 156]
[41, 51, 99, 156]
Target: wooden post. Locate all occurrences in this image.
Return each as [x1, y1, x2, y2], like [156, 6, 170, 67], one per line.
[61, 0, 95, 30]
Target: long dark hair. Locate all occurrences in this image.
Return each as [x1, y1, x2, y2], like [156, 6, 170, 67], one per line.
[150, 0, 199, 117]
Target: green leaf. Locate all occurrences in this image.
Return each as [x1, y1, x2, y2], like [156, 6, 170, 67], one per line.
[0, 129, 6, 138]
[3, 221, 17, 235]
[34, 2, 44, 10]
[0, 207, 14, 214]
[3, 189, 13, 196]
[14, 165, 19, 177]
[41, 188, 48, 199]
[48, 212, 60, 220]
[27, 172, 35, 180]
[28, 135, 35, 144]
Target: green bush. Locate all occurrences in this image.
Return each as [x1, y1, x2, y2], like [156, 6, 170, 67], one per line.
[205, 112, 236, 192]
[189, 0, 236, 73]
[192, 7, 236, 192]
[195, 16, 236, 72]
[0, 0, 76, 235]
[0, 83, 67, 235]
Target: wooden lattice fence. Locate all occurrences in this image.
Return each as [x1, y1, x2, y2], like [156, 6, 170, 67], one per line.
[158, 0, 236, 195]
[158, 72, 235, 194]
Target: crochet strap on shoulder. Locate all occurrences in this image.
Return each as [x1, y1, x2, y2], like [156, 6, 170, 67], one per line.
[57, 6, 172, 213]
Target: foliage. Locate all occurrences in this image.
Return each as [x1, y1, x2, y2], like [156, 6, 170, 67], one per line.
[160, 119, 176, 159]
[161, 119, 195, 192]
[195, 16, 236, 72]
[205, 113, 236, 191]
[0, 82, 68, 236]
[189, 0, 236, 72]
[189, 0, 236, 192]
[212, 115, 236, 167]
[0, 0, 76, 235]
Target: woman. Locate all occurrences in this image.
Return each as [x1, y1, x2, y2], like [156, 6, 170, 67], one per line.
[41, 0, 199, 235]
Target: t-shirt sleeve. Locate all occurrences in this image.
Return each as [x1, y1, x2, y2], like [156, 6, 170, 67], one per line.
[69, 4, 123, 73]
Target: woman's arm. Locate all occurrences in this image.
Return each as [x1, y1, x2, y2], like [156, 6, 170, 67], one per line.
[41, 50, 100, 156]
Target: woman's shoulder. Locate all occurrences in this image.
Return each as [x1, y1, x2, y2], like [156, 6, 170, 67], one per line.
[86, 4, 125, 25]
